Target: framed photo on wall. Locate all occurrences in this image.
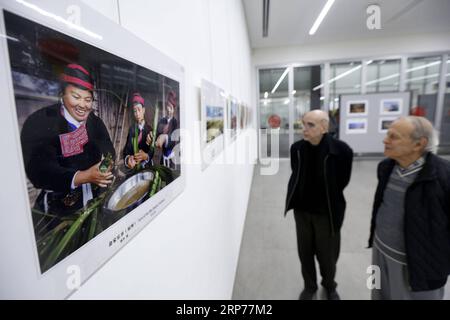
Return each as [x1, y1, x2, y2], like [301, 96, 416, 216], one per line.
[200, 79, 225, 170]
[229, 96, 238, 141]
[0, 0, 185, 299]
[379, 117, 398, 133]
[380, 98, 403, 115]
[345, 118, 368, 134]
[346, 100, 368, 116]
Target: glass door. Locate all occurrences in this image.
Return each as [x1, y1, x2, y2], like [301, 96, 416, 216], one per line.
[293, 65, 323, 143]
[258, 68, 290, 158]
[258, 65, 322, 159]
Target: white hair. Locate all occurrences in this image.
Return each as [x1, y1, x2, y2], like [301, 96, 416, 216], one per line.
[403, 116, 438, 154]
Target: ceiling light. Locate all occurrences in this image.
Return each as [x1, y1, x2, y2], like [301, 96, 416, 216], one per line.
[405, 73, 439, 83]
[365, 73, 399, 85]
[313, 64, 362, 91]
[292, 90, 297, 95]
[16, 0, 103, 40]
[309, 0, 335, 35]
[0, 33, 19, 42]
[264, 92, 268, 98]
[406, 61, 441, 73]
[271, 67, 289, 94]
[263, 0, 270, 37]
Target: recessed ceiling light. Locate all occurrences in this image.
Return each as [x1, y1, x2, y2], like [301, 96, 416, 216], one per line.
[271, 68, 289, 94]
[309, 0, 335, 35]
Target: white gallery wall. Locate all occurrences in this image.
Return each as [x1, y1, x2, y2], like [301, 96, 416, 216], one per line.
[68, 0, 256, 299]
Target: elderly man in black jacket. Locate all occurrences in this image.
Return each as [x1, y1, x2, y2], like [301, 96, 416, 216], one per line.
[368, 116, 450, 300]
[285, 110, 353, 300]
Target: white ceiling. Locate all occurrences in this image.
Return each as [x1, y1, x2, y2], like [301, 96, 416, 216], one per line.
[243, 0, 450, 49]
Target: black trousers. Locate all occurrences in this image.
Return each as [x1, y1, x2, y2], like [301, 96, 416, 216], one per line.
[294, 210, 340, 292]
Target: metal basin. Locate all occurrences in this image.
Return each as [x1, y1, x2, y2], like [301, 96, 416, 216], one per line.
[105, 171, 154, 212]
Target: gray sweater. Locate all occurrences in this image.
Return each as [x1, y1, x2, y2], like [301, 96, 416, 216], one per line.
[374, 157, 425, 265]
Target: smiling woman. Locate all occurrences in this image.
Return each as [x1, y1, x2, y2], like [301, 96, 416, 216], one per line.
[20, 62, 116, 217]
[60, 65, 95, 121]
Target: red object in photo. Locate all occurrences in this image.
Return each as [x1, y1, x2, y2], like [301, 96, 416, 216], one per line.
[38, 38, 80, 65]
[59, 124, 89, 158]
[268, 114, 281, 128]
[411, 106, 426, 117]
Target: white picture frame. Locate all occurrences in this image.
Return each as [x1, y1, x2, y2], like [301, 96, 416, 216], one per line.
[380, 98, 403, 115]
[346, 100, 368, 116]
[200, 79, 225, 171]
[346, 118, 368, 134]
[378, 117, 398, 133]
[0, 0, 185, 299]
[228, 96, 238, 141]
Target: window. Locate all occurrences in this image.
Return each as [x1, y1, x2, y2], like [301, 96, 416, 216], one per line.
[329, 61, 362, 111]
[293, 65, 322, 141]
[406, 56, 442, 122]
[366, 59, 400, 93]
[258, 68, 290, 157]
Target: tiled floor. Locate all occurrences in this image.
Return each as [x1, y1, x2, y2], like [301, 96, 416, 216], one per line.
[232, 157, 450, 300]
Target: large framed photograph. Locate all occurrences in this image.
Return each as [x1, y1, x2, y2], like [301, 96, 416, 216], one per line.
[0, 1, 184, 299]
[346, 100, 368, 116]
[200, 79, 225, 170]
[380, 98, 403, 115]
[346, 118, 368, 134]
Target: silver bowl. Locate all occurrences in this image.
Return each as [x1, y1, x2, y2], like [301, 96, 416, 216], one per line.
[105, 171, 154, 212]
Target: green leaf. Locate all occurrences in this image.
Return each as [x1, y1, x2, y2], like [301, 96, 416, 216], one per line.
[42, 196, 103, 271]
[88, 207, 98, 240]
[133, 126, 139, 154]
[37, 220, 72, 248]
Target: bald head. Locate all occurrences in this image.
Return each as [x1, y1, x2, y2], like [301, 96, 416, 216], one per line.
[302, 109, 329, 145]
[306, 110, 329, 127]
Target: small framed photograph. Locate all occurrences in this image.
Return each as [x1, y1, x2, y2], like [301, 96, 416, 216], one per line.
[206, 105, 224, 143]
[229, 97, 238, 140]
[200, 79, 226, 170]
[380, 99, 402, 115]
[346, 100, 368, 116]
[346, 118, 368, 134]
[379, 117, 397, 133]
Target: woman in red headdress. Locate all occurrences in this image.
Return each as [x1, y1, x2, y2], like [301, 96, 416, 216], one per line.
[122, 92, 154, 169]
[155, 90, 179, 169]
[21, 63, 115, 217]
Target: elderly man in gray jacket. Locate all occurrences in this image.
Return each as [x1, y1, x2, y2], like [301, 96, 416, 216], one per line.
[368, 116, 450, 300]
